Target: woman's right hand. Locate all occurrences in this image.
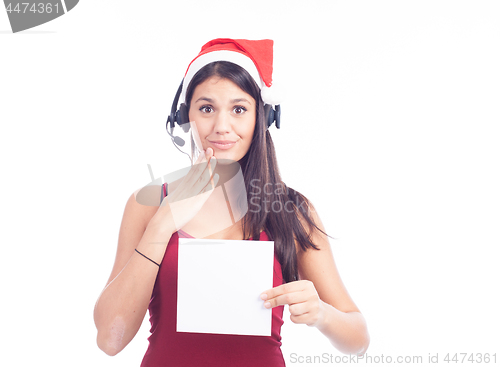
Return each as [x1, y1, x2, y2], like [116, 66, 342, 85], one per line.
[148, 148, 219, 236]
[94, 152, 219, 355]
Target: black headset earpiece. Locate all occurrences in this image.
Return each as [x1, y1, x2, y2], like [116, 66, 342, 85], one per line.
[264, 104, 281, 129]
[167, 82, 182, 129]
[177, 103, 190, 133]
[166, 81, 188, 146]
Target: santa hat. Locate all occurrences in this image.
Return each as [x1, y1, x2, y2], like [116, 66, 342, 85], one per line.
[179, 38, 281, 106]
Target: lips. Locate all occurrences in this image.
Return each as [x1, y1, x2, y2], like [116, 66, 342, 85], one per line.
[209, 140, 236, 150]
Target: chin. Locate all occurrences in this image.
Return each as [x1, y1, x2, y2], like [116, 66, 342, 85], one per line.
[212, 152, 241, 164]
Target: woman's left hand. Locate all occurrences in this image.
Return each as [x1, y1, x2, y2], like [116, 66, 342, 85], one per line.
[260, 280, 326, 327]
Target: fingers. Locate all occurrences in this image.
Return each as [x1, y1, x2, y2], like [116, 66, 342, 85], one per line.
[197, 147, 214, 163]
[290, 312, 321, 326]
[202, 172, 219, 193]
[193, 148, 214, 175]
[181, 149, 216, 194]
[260, 282, 307, 304]
[205, 147, 214, 159]
[262, 289, 305, 309]
[199, 147, 214, 160]
[260, 280, 315, 308]
[186, 150, 209, 179]
[192, 156, 217, 193]
[260, 280, 324, 327]
[288, 302, 311, 317]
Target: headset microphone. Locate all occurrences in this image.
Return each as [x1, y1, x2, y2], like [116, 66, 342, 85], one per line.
[167, 128, 185, 146]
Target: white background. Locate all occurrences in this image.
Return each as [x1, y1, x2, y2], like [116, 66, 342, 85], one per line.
[1, 1, 499, 366]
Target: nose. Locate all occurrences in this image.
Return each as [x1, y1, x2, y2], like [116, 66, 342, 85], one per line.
[213, 111, 231, 135]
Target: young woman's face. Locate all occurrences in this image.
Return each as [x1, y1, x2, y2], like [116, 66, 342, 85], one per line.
[188, 76, 256, 162]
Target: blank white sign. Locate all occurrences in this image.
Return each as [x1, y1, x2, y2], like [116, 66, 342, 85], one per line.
[177, 238, 274, 336]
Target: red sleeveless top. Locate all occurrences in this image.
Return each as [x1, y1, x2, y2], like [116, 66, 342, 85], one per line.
[140, 229, 286, 367]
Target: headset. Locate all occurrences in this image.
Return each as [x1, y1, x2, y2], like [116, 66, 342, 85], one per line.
[166, 81, 281, 147]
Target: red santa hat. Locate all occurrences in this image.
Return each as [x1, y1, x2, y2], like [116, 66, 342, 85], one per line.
[179, 38, 280, 105]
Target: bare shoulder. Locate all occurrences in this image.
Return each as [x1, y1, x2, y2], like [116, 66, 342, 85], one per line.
[291, 193, 329, 253]
[103, 186, 162, 286]
[299, 198, 328, 247]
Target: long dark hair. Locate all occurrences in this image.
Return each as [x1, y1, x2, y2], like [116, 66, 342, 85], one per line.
[185, 61, 328, 283]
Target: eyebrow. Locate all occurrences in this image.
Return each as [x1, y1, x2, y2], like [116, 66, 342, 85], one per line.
[230, 98, 251, 104]
[193, 97, 252, 104]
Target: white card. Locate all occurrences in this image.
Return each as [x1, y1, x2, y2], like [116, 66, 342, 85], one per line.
[177, 238, 274, 336]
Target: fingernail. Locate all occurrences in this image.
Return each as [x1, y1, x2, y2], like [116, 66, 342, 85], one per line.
[264, 302, 271, 308]
[260, 293, 268, 300]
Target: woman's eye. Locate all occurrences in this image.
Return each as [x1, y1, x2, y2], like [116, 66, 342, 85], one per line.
[199, 105, 213, 113]
[233, 106, 247, 115]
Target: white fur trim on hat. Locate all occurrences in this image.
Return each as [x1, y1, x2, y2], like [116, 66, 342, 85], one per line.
[260, 85, 282, 106]
[180, 50, 264, 104]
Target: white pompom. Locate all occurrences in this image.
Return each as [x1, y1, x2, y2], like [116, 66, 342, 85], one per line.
[261, 85, 284, 105]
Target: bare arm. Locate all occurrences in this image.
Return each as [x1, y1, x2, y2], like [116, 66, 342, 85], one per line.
[296, 228, 370, 355]
[93, 149, 218, 356]
[261, 208, 370, 355]
[93, 190, 175, 356]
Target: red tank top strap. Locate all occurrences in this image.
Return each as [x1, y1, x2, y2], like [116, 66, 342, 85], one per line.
[160, 182, 168, 203]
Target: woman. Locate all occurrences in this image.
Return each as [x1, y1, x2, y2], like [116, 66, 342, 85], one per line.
[93, 38, 369, 366]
